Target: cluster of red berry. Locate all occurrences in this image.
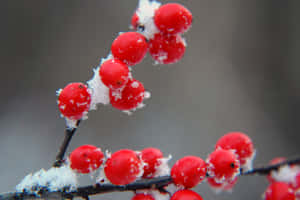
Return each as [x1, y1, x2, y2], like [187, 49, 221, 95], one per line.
[68, 132, 258, 200]
[57, 1, 192, 124]
[263, 157, 300, 200]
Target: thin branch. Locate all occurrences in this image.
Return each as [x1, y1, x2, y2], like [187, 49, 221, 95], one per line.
[1, 158, 299, 200]
[53, 120, 81, 167]
[241, 157, 300, 175]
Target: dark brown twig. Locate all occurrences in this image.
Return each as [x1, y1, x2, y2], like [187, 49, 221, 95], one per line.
[241, 157, 300, 175]
[53, 120, 81, 167]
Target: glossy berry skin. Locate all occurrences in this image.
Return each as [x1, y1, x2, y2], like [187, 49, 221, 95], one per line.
[171, 155, 207, 188]
[154, 3, 192, 34]
[58, 82, 91, 120]
[111, 32, 148, 66]
[207, 149, 240, 182]
[170, 190, 203, 200]
[99, 59, 129, 89]
[70, 145, 104, 174]
[132, 194, 155, 200]
[267, 157, 286, 183]
[141, 147, 163, 178]
[109, 79, 145, 111]
[264, 182, 295, 200]
[104, 149, 141, 185]
[149, 33, 185, 64]
[207, 177, 238, 191]
[215, 132, 254, 166]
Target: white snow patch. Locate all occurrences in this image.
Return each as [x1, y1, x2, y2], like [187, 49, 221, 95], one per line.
[136, 0, 161, 39]
[271, 165, 300, 183]
[87, 66, 110, 110]
[154, 155, 172, 177]
[16, 165, 78, 192]
[241, 150, 256, 171]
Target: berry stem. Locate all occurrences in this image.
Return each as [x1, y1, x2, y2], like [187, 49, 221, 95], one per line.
[241, 157, 300, 175]
[53, 120, 81, 167]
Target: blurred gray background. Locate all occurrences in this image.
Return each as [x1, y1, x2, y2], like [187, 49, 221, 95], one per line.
[0, 0, 300, 199]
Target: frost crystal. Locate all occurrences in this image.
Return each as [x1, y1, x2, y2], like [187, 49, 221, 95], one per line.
[16, 165, 77, 193]
[87, 66, 110, 110]
[136, 0, 161, 39]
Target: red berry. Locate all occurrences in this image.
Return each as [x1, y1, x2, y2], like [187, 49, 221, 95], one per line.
[104, 149, 141, 185]
[170, 190, 203, 200]
[141, 147, 163, 178]
[149, 33, 185, 64]
[70, 145, 104, 174]
[131, 12, 139, 30]
[171, 156, 206, 188]
[109, 79, 145, 111]
[267, 157, 287, 183]
[132, 194, 155, 200]
[154, 3, 192, 34]
[215, 132, 254, 166]
[207, 177, 238, 191]
[264, 182, 295, 200]
[58, 82, 91, 120]
[111, 32, 148, 66]
[99, 59, 129, 89]
[207, 149, 240, 182]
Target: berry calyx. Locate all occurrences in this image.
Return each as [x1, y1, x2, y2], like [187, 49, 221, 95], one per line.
[111, 32, 148, 66]
[132, 194, 155, 200]
[154, 3, 192, 34]
[70, 145, 104, 174]
[170, 190, 203, 200]
[58, 82, 91, 120]
[215, 132, 255, 166]
[104, 149, 141, 185]
[99, 59, 129, 89]
[149, 33, 185, 64]
[141, 147, 164, 178]
[109, 79, 145, 111]
[264, 182, 296, 200]
[206, 149, 240, 182]
[171, 155, 206, 188]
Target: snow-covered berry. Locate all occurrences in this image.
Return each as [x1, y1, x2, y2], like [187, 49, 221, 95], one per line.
[104, 149, 141, 185]
[206, 149, 240, 183]
[171, 156, 206, 188]
[141, 147, 163, 178]
[154, 3, 192, 35]
[264, 182, 296, 200]
[109, 79, 145, 111]
[99, 59, 129, 89]
[70, 145, 104, 174]
[170, 189, 203, 200]
[207, 177, 238, 192]
[215, 132, 255, 167]
[149, 33, 185, 64]
[111, 32, 148, 66]
[132, 193, 155, 200]
[57, 82, 91, 120]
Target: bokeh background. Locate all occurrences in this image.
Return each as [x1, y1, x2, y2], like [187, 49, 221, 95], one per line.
[1, 0, 300, 199]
